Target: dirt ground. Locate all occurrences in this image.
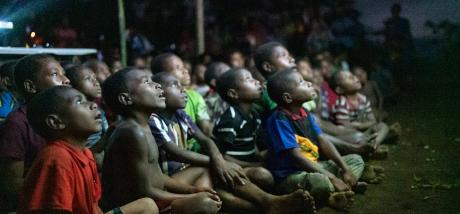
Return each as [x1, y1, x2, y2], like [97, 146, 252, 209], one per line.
[320, 59, 460, 213]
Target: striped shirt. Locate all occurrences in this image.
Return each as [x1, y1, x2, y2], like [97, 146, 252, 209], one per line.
[213, 106, 261, 162]
[332, 93, 372, 125]
[149, 110, 198, 175]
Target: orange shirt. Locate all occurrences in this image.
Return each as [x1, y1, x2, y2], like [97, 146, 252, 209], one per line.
[20, 140, 101, 213]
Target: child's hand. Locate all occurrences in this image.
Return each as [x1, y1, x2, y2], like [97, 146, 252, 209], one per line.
[342, 170, 357, 187]
[212, 158, 247, 188]
[193, 192, 222, 209]
[330, 177, 351, 192]
[191, 186, 217, 195]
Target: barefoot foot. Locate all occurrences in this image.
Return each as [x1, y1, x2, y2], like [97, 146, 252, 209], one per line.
[328, 191, 354, 211]
[266, 189, 316, 214]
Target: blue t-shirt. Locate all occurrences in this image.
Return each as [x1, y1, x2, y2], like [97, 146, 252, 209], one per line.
[266, 107, 322, 182]
[0, 91, 21, 121]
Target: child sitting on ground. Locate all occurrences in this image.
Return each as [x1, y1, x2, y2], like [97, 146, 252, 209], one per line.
[66, 65, 109, 148]
[101, 68, 221, 214]
[0, 54, 70, 212]
[150, 71, 315, 214]
[266, 69, 367, 211]
[203, 62, 230, 125]
[21, 86, 157, 214]
[352, 66, 386, 120]
[252, 42, 297, 116]
[330, 71, 390, 153]
[151, 53, 212, 151]
[214, 68, 274, 187]
[300, 63, 376, 157]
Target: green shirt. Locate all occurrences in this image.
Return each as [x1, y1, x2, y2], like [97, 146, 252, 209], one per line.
[185, 89, 210, 122]
[184, 89, 210, 152]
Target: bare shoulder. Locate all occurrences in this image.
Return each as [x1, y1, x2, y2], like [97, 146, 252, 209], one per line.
[109, 120, 149, 151]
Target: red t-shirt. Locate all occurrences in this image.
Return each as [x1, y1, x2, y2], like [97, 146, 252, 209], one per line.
[20, 140, 101, 214]
[321, 82, 338, 111]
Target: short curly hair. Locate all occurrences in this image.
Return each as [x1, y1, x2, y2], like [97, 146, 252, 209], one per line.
[27, 86, 73, 140]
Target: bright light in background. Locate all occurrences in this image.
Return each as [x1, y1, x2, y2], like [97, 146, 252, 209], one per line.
[30, 32, 36, 38]
[0, 21, 13, 29]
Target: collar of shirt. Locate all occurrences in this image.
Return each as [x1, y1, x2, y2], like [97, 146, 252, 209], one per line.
[51, 139, 94, 167]
[279, 107, 308, 121]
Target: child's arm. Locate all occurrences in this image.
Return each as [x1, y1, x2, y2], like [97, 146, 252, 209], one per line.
[316, 117, 358, 135]
[0, 158, 23, 199]
[193, 129, 248, 188]
[317, 134, 357, 187]
[0, 118, 28, 199]
[197, 119, 213, 137]
[350, 116, 376, 130]
[160, 142, 210, 166]
[286, 148, 350, 192]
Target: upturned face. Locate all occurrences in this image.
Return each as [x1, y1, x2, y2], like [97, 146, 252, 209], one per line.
[160, 74, 188, 110]
[233, 69, 262, 102]
[164, 55, 191, 87]
[74, 68, 101, 100]
[269, 46, 296, 72]
[125, 69, 166, 111]
[229, 52, 245, 68]
[59, 88, 102, 136]
[288, 71, 317, 104]
[337, 71, 362, 94]
[34, 58, 70, 92]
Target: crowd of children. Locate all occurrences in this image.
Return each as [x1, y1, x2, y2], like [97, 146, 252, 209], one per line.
[0, 40, 400, 213]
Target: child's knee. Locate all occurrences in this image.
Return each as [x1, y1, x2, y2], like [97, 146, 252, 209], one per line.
[376, 122, 389, 132]
[343, 154, 365, 177]
[195, 194, 220, 214]
[138, 197, 158, 214]
[349, 131, 366, 144]
[246, 167, 274, 188]
[306, 173, 334, 200]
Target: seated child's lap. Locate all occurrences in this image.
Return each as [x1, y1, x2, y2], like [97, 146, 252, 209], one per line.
[277, 154, 364, 196]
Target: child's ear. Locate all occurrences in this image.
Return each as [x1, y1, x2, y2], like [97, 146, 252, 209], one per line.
[45, 114, 66, 130]
[23, 80, 37, 94]
[262, 62, 273, 73]
[335, 86, 344, 94]
[118, 93, 133, 106]
[282, 92, 293, 104]
[227, 89, 238, 100]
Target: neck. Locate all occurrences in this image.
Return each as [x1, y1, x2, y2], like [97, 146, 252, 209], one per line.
[344, 93, 359, 100]
[235, 102, 252, 116]
[61, 136, 87, 149]
[281, 103, 303, 114]
[122, 109, 152, 126]
[160, 108, 177, 120]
